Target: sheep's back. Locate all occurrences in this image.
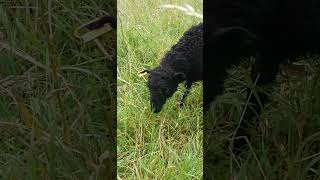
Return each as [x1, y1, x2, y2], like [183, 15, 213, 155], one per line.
[160, 23, 203, 82]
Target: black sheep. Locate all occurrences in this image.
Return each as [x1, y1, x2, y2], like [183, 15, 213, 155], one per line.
[144, 23, 203, 113]
[205, 0, 320, 113]
[204, 0, 320, 154]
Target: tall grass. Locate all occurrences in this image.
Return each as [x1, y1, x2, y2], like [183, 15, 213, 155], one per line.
[117, 0, 202, 179]
[0, 1, 116, 179]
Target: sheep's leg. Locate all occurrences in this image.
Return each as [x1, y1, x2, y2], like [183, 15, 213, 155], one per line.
[179, 81, 192, 106]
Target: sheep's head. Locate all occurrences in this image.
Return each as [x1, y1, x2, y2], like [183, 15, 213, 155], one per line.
[144, 67, 185, 113]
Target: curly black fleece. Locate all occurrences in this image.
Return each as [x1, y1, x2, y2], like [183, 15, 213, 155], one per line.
[159, 23, 203, 84]
[147, 23, 203, 113]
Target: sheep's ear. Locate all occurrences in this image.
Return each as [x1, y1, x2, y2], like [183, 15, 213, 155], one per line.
[173, 72, 186, 82]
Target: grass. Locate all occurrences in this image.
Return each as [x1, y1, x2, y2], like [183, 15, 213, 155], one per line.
[0, 0, 116, 179]
[2, 0, 318, 179]
[206, 58, 320, 179]
[117, 0, 203, 179]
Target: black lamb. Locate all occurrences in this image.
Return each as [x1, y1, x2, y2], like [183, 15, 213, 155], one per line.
[204, 0, 320, 153]
[144, 23, 203, 113]
[205, 0, 320, 113]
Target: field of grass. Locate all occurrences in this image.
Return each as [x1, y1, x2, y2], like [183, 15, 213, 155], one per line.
[0, 1, 116, 179]
[117, 0, 203, 179]
[2, 0, 319, 179]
